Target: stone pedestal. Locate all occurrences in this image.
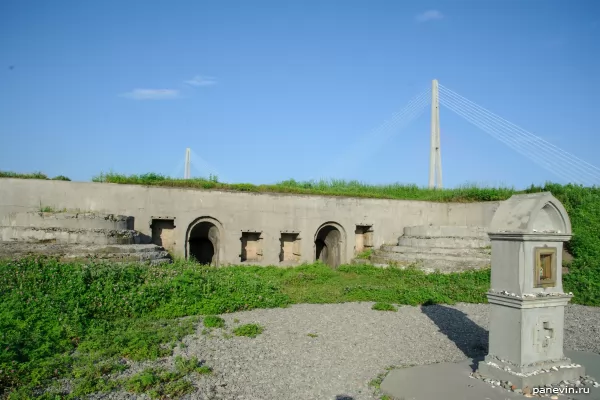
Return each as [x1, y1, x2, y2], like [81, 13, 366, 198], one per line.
[477, 192, 584, 389]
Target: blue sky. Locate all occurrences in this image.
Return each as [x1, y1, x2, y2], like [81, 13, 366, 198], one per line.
[1, 0, 599, 189]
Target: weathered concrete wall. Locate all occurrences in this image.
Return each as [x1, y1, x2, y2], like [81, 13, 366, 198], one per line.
[0, 179, 501, 266]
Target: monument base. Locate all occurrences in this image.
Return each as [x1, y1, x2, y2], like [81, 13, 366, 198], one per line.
[477, 358, 585, 389]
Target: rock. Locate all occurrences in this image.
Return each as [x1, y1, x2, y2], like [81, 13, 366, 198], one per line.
[551, 396, 559, 400]
[510, 385, 517, 390]
[523, 386, 532, 395]
[514, 389, 522, 394]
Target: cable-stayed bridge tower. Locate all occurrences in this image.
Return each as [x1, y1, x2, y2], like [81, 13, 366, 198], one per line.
[184, 148, 191, 179]
[429, 79, 442, 189]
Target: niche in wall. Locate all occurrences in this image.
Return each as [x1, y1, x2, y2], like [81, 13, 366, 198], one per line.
[151, 217, 176, 251]
[240, 231, 263, 262]
[280, 232, 301, 262]
[355, 225, 374, 255]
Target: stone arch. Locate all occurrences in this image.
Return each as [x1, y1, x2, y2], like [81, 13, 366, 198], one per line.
[314, 222, 346, 268]
[186, 216, 223, 265]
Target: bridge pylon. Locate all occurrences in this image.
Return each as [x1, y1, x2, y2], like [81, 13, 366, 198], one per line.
[429, 79, 442, 189]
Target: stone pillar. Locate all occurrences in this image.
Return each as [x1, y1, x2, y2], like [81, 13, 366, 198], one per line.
[477, 192, 584, 388]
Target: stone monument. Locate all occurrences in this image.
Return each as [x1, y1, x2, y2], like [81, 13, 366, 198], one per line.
[477, 192, 585, 388]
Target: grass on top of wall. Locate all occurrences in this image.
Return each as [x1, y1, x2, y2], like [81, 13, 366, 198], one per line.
[0, 170, 70, 181]
[91, 172, 518, 202]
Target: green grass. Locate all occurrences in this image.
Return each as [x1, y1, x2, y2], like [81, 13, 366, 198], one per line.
[372, 302, 397, 312]
[355, 249, 374, 259]
[0, 170, 70, 181]
[233, 323, 265, 338]
[124, 367, 194, 399]
[174, 355, 212, 375]
[0, 254, 598, 398]
[202, 315, 225, 328]
[90, 172, 518, 202]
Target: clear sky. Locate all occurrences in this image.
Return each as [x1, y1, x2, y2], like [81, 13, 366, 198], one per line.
[1, 0, 598, 189]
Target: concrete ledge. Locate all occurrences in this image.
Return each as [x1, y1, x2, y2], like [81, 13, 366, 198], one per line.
[404, 225, 489, 238]
[398, 236, 490, 248]
[0, 242, 171, 263]
[380, 244, 491, 257]
[0, 226, 140, 245]
[487, 292, 573, 309]
[1, 211, 133, 230]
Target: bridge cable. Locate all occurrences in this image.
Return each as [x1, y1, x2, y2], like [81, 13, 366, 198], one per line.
[328, 87, 431, 178]
[438, 94, 579, 184]
[438, 84, 600, 185]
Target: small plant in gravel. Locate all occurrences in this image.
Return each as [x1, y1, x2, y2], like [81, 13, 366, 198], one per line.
[233, 318, 240, 323]
[233, 323, 265, 338]
[203, 315, 225, 328]
[124, 367, 193, 398]
[369, 372, 387, 389]
[372, 302, 397, 312]
[174, 355, 212, 375]
[307, 333, 318, 338]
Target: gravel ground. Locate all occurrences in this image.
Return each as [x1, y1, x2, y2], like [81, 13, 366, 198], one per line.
[89, 303, 600, 400]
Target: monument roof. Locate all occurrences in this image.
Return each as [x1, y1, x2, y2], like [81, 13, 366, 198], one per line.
[489, 192, 571, 235]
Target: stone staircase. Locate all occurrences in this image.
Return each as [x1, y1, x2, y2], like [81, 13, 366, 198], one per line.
[360, 225, 491, 273]
[0, 211, 171, 264]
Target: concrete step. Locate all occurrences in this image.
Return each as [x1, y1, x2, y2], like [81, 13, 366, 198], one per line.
[0, 242, 171, 264]
[0, 226, 141, 245]
[372, 250, 489, 263]
[403, 225, 489, 239]
[370, 252, 490, 273]
[397, 236, 490, 249]
[1, 211, 133, 230]
[380, 244, 491, 257]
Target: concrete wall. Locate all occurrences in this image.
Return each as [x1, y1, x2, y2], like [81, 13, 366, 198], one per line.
[0, 179, 501, 266]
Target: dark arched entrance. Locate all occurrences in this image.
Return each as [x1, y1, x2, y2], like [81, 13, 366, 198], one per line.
[315, 223, 343, 268]
[188, 220, 220, 265]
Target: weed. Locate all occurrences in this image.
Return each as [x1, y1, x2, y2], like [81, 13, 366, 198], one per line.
[233, 323, 265, 338]
[203, 315, 225, 328]
[174, 355, 211, 375]
[372, 302, 397, 312]
[355, 249, 374, 259]
[124, 367, 194, 398]
[233, 318, 240, 323]
[369, 372, 387, 389]
[307, 333, 318, 338]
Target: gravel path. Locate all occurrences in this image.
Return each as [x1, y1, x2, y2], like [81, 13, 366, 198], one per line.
[91, 303, 600, 400]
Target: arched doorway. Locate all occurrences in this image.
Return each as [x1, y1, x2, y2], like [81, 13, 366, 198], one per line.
[314, 222, 345, 268]
[187, 217, 221, 265]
